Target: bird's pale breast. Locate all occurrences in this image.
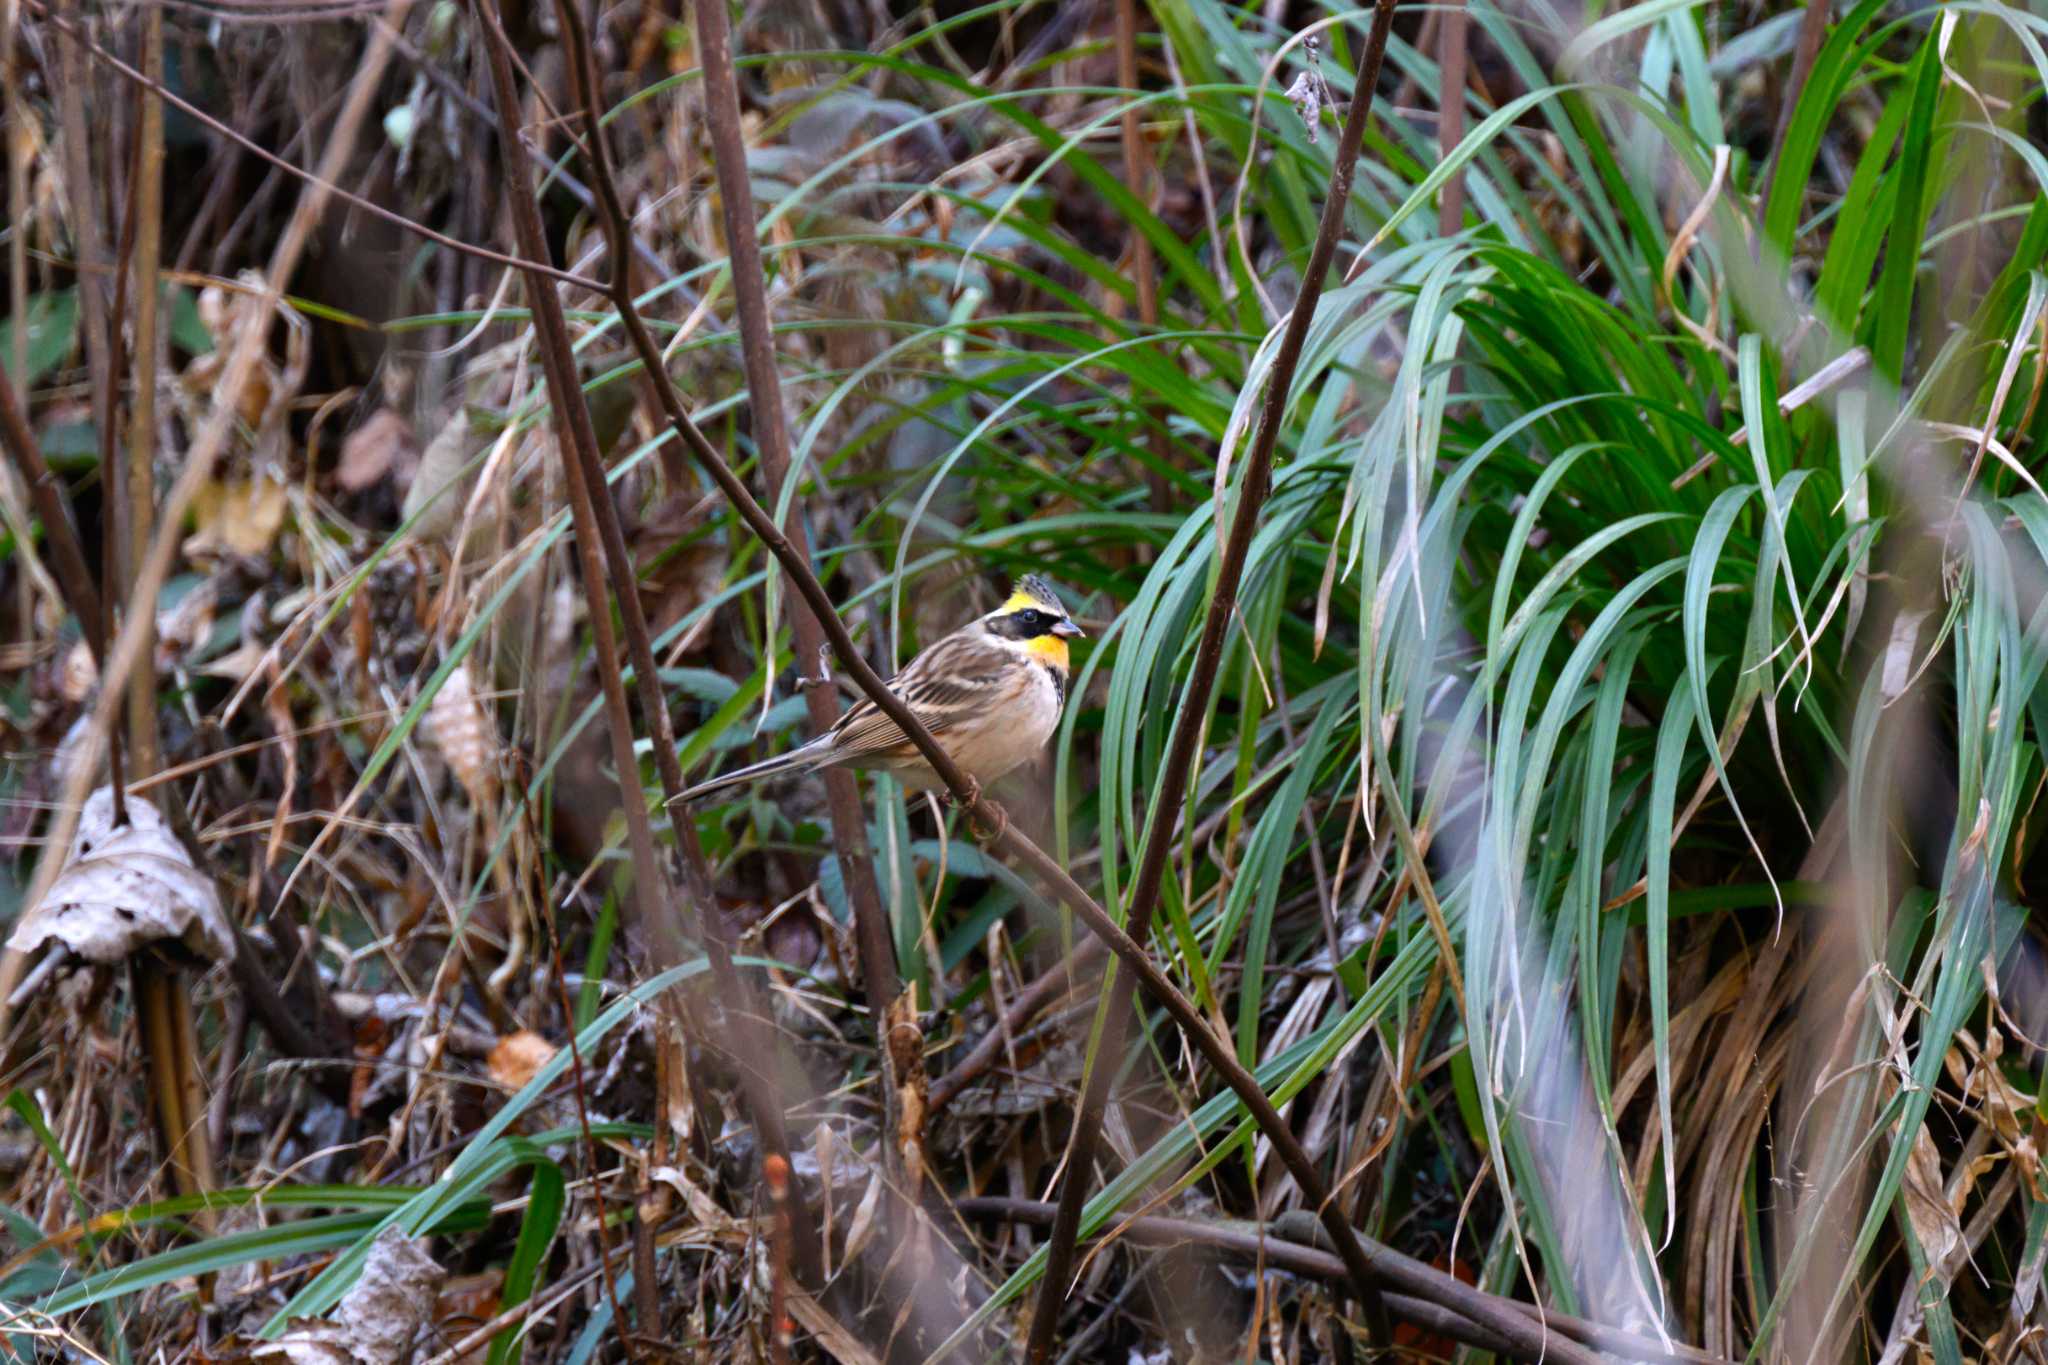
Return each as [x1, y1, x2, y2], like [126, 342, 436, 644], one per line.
[893, 660, 1063, 790]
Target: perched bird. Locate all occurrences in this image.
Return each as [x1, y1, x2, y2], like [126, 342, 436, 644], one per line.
[676, 574, 1084, 803]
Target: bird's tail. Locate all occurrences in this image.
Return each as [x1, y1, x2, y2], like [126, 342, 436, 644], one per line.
[672, 740, 828, 806]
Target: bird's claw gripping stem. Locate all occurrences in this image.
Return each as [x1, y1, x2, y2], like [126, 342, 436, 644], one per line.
[955, 780, 1008, 844]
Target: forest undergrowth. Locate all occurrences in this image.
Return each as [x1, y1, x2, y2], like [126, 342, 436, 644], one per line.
[3, 0, 2048, 1361]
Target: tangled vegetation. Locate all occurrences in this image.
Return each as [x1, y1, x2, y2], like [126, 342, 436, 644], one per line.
[2, 0, 2047, 1360]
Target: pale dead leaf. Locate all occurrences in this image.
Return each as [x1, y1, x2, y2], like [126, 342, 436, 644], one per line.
[154, 581, 225, 679]
[59, 639, 95, 704]
[1946, 1029, 2037, 1145]
[649, 1163, 738, 1232]
[1881, 609, 1931, 702]
[183, 281, 280, 429]
[428, 663, 500, 808]
[288, 1227, 444, 1365]
[485, 1030, 555, 1092]
[185, 477, 289, 560]
[1901, 1125, 1962, 1271]
[155, 579, 219, 667]
[181, 347, 274, 430]
[8, 787, 231, 970]
[196, 640, 270, 682]
[402, 408, 494, 547]
[839, 1170, 885, 1266]
[336, 408, 419, 493]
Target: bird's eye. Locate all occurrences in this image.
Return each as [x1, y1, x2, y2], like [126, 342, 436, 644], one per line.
[1017, 609, 1043, 628]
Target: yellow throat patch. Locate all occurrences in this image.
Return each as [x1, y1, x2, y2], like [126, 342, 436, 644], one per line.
[1023, 633, 1070, 667]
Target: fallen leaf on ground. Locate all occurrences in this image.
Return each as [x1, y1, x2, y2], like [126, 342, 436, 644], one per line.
[185, 476, 289, 560]
[8, 787, 232, 968]
[261, 1228, 443, 1363]
[428, 662, 501, 808]
[337, 408, 419, 493]
[487, 1029, 556, 1091]
[334, 1227, 444, 1363]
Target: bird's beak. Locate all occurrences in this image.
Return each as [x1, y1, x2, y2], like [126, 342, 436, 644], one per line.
[1052, 618, 1084, 639]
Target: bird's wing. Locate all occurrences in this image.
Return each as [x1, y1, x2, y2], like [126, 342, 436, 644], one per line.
[826, 630, 1014, 764]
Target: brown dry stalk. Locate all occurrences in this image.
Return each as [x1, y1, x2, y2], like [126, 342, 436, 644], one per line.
[682, 0, 907, 1173]
[125, 0, 167, 782]
[549, 0, 832, 1286]
[471, 18, 679, 1338]
[1116, 0, 1169, 515]
[112, 0, 209, 1209]
[1438, 0, 1470, 235]
[0, 367, 102, 659]
[475, 0, 824, 1304]
[1762, 0, 1836, 205]
[0, 0, 15, 380]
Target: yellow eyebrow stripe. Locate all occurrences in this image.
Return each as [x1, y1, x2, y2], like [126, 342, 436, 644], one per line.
[1001, 588, 1046, 613]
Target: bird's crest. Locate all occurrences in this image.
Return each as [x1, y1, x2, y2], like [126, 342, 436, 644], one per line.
[1001, 573, 1065, 614]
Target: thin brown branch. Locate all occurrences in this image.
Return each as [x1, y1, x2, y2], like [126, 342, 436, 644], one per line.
[960, 1197, 1726, 1365]
[475, 0, 823, 1299]
[1116, 0, 1168, 514]
[547, 0, 828, 1278]
[1437, 0, 1470, 236]
[1, 0, 37, 645]
[0, 366, 103, 662]
[4, 0, 25, 389]
[537, 876, 634, 1343]
[473, 16, 684, 1340]
[125, 0, 167, 781]
[100, 43, 137, 825]
[1029, 2, 1404, 1355]
[1761, 0, 1834, 206]
[106, 1, 214, 1201]
[683, 0, 906, 1168]
[52, 0, 113, 677]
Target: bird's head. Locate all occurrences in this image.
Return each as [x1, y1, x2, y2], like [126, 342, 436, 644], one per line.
[985, 574, 1084, 667]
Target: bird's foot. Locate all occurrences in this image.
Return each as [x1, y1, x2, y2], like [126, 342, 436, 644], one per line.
[960, 784, 1009, 845]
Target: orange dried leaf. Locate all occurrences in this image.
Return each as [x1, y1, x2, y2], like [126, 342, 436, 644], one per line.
[486, 1030, 555, 1092]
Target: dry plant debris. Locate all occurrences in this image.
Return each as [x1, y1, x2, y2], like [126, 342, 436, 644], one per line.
[0, 0, 2044, 1361]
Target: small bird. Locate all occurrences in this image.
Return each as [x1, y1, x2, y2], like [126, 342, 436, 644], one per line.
[676, 574, 1084, 803]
